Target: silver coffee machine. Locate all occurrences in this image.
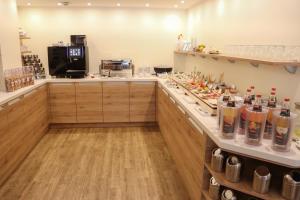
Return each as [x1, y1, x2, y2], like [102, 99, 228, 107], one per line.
[99, 59, 134, 78]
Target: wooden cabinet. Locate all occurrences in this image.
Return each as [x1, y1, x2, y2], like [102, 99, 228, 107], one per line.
[129, 82, 156, 122]
[157, 86, 204, 200]
[49, 83, 76, 123]
[0, 85, 49, 186]
[75, 82, 103, 123]
[103, 82, 129, 122]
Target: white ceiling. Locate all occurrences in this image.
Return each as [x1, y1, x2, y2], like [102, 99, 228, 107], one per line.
[17, 0, 201, 9]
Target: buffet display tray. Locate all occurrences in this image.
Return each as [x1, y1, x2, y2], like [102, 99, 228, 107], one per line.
[170, 78, 218, 116]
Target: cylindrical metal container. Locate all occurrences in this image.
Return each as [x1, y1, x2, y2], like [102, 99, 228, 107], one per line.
[221, 189, 237, 200]
[211, 148, 225, 172]
[208, 177, 220, 200]
[225, 156, 242, 183]
[282, 170, 300, 200]
[252, 166, 271, 194]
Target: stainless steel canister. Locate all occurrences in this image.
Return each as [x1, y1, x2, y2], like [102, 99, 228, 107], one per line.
[252, 166, 271, 194]
[225, 156, 242, 183]
[221, 189, 237, 200]
[282, 170, 300, 200]
[208, 177, 220, 200]
[211, 148, 224, 172]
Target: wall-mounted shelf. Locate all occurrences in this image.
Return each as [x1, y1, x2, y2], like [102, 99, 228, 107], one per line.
[174, 50, 300, 74]
[21, 51, 32, 54]
[204, 163, 285, 200]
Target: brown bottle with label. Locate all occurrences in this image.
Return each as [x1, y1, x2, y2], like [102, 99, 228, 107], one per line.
[264, 90, 278, 138]
[239, 89, 252, 134]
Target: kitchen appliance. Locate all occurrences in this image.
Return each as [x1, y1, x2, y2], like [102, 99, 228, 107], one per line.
[154, 66, 173, 75]
[225, 156, 242, 183]
[100, 59, 134, 78]
[252, 166, 271, 194]
[48, 35, 89, 78]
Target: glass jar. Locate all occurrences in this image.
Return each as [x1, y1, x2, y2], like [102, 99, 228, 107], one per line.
[220, 104, 240, 139]
[245, 107, 268, 145]
[272, 111, 297, 152]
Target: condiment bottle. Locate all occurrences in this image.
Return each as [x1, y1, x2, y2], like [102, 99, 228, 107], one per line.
[217, 88, 231, 128]
[250, 86, 255, 101]
[272, 98, 298, 152]
[264, 91, 280, 139]
[245, 95, 268, 145]
[220, 95, 240, 139]
[239, 89, 252, 135]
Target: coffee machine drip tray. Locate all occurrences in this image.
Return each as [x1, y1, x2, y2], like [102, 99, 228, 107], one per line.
[66, 70, 86, 79]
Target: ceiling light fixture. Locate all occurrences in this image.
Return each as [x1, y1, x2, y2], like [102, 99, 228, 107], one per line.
[87, 2, 92, 6]
[57, 2, 63, 6]
[145, 3, 150, 7]
[27, 2, 31, 6]
[181, 0, 185, 4]
[117, 3, 121, 7]
[174, 4, 178, 8]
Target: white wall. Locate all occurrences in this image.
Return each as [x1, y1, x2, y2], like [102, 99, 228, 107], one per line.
[18, 7, 186, 74]
[0, 0, 22, 91]
[175, 0, 300, 104]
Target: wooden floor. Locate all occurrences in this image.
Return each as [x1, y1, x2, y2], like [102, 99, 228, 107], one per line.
[0, 127, 189, 200]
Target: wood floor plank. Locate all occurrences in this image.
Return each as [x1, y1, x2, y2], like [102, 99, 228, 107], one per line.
[0, 127, 189, 200]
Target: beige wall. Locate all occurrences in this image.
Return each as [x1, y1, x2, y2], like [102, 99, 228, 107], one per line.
[175, 0, 300, 104]
[0, 0, 22, 68]
[18, 7, 186, 74]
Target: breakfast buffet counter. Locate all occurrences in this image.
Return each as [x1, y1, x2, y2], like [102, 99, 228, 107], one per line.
[0, 77, 299, 168]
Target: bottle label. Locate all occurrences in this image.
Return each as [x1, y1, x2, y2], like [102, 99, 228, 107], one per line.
[223, 116, 235, 134]
[239, 109, 247, 130]
[267, 101, 276, 108]
[247, 121, 262, 139]
[275, 126, 290, 145]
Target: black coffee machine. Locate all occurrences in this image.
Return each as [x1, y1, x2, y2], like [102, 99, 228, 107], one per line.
[48, 35, 89, 78]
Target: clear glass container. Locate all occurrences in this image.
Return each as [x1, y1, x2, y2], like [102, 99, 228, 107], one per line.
[245, 107, 268, 145]
[272, 111, 297, 152]
[220, 104, 240, 139]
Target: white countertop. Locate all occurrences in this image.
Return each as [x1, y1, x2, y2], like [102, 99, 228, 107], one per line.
[157, 79, 300, 168]
[1, 76, 299, 167]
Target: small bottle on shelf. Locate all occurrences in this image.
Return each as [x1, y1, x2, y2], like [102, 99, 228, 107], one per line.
[245, 95, 268, 145]
[264, 90, 279, 139]
[272, 98, 297, 152]
[250, 86, 255, 101]
[239, 89, 252, 135]
[217, 88, 231, 128]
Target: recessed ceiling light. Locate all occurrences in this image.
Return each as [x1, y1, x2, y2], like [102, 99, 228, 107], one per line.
[116, 3, 121, 7]
[174, 4, 178, 8]
[57, 2, 62, 6]
[27, 2, 31, 6]
[181, 0, 185, 4]
[87, 2, 92, 6]
[145, 3, 150, 7]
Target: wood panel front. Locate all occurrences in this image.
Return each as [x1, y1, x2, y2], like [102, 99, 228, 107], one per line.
[130, 82, 156, 122]
[103, 82, 129, 122]
[157, 86, 204, 200]
[49, 83, 76, 123]
[75, 82, 103, 123]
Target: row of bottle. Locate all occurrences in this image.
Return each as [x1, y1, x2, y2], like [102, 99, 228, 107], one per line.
[217, 87, 297, 152]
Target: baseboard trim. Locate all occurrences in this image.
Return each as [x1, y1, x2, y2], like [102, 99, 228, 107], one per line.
[49, 122, 158, 129]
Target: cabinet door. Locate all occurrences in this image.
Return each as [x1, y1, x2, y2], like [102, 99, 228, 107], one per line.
[103, 82, 129, 122]
[49, 83, 76, 123]
[130, 82, 156, 122]
[75, 82, 103, 123]
[0, 106, 8, 159]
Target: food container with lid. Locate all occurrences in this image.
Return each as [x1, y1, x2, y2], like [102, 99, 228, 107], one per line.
[209, 177, 220, 200]
[221, 189, 237, 200]
[245, 107, 268, 145]
[272, 111, 297, 152]
[211, 148, 225, 172]
[282, 170, 300, 200]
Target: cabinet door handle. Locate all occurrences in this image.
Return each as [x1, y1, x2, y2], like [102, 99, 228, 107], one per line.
[162, 89, 168, 96]
[188, 117, 204, 135]
[169, 97, 176, 104]
[177, 105, 185, 115]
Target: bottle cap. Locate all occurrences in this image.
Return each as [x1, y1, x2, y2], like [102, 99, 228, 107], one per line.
[272, 87, 276, 91]
[284, 98, 290, 102]
[271, 92, 276, 95]
[247, 89, 251, 92]
[251, 86, 255, 89]
[256, 94, 262, 98]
